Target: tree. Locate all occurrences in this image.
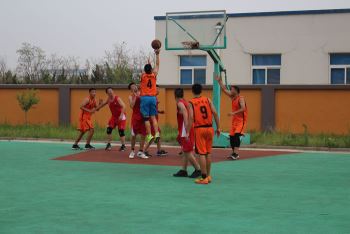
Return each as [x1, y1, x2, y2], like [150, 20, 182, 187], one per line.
[91, 64, 105, 83]
[16, 42, 47, 83]
[0, 57, 18, 84]
[131, 47, 152, 81]
[0, 56, 7, 79]
[104, 42, 134, 84]
[16, 89, 40, 125]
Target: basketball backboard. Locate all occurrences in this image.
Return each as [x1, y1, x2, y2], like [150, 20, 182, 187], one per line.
[165, 10, 227, 50]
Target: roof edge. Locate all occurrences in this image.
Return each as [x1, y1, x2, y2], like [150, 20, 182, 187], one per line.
[154, 8, 350, 20]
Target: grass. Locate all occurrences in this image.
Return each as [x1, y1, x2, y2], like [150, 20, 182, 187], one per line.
[0, 123, 178, 143]
[251, 131, 350, 148]
[0, 124, 349, 148]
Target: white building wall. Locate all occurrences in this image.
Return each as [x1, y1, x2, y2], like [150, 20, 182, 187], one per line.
[155, 12, 350, 85]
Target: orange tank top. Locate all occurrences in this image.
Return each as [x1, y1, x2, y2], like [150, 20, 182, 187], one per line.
[190, 96, 213, 128]
[140, 73, 157, 96]
[81, 97, 96, 119]
[231, 95, 248, 122]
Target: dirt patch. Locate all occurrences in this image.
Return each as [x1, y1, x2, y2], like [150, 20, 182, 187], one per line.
[54, 146, 296, 166]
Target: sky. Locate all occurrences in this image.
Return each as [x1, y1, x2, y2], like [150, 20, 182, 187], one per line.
[1, 0, 350, 68]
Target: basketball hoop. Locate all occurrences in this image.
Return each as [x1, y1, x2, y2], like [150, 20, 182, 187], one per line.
[181, 41, 200, 50]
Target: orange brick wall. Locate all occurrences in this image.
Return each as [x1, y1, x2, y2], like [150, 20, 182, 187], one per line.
[0, 89, 59, 125]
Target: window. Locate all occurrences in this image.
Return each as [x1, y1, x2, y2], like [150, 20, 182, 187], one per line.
[330, 53, 350, 84]
[252, 54, 281, 84]
[179, 55, 207, 84]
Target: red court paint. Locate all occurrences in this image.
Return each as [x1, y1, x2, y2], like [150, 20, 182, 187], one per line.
[54, 146, 296, 166]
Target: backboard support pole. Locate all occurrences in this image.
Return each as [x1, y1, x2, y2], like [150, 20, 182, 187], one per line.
[206, 49, 231, 147]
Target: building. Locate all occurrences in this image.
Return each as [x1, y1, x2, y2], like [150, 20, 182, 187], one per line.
[154, 9, 350, 85]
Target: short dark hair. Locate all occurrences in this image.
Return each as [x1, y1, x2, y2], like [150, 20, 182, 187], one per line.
[174, 88, 184, 99]
[128, 82, 135, 90]
[105, 87, 113, 93]
[89, 88, 96, 93]
[192, 83, 202, 95]
[232, 85, 240, 94]
[144, 64, 152, 74]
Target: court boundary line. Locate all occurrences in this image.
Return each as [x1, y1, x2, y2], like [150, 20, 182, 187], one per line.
[1, 139, 350, 154]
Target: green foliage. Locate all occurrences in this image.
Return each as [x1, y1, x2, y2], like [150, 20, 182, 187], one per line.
[16, 89, 40, 124]
[0, 70, 18, 84]
[251, 130, 350, 148]
[0, 124, 176, 143]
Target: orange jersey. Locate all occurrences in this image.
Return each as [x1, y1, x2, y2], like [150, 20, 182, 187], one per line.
[140, 73, 157, 96]
[230, 95, 248, 134]
[190, 96, 213, 128]
[80, 97, 96, 121]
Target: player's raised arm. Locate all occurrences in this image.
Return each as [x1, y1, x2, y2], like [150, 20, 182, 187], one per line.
[208, 98, 221, 136]
[153, 49, 160, 76]
[214, 75, 232, 97]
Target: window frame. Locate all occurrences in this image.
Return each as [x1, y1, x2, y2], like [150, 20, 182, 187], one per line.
[329, 64, 350, 85]
[178, 55, 207, 85]
[251, 54, 281, 85]
[251, 65, 281, 85]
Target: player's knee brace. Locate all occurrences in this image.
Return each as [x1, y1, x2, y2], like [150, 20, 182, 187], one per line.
[230, 133, 242, 148]
[143, 117, 150, 122]
[106, 127, 113, 135]
[118, 129, 125, 137]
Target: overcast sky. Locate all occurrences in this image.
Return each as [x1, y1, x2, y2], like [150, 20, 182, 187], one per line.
[1, 0, 350, 68]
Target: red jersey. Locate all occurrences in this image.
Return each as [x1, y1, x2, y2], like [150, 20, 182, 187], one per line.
[177, 99, 193, 137]
[140, 73, 157, 96]
[108, 95, 125, 119]
[131, 95, 143, 121]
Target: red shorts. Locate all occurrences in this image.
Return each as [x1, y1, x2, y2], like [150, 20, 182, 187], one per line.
[177, 135, 194, 153]
[131, 119, 146, 136]
[108, 117, 126, 130]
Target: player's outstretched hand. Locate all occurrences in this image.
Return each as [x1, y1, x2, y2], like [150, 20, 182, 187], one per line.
[154, 49, 160, 55]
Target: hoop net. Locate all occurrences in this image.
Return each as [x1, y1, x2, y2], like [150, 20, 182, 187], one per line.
[181, 41, 200, 50]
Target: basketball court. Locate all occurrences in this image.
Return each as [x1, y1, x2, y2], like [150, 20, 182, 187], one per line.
[1, 8, 350, 234]
[1, 140, 350, 233]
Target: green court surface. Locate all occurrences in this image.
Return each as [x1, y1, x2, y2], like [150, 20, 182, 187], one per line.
[0, 141, 349, 234]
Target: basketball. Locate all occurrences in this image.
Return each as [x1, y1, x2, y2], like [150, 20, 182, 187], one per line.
[151, 39, 162, 49]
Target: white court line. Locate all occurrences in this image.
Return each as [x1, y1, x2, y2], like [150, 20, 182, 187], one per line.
[1, 139, 349, 154]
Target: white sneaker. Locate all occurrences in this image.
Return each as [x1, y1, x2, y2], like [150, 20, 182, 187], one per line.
[137, 151, 149, 159]
[129, 151, 135, 159]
